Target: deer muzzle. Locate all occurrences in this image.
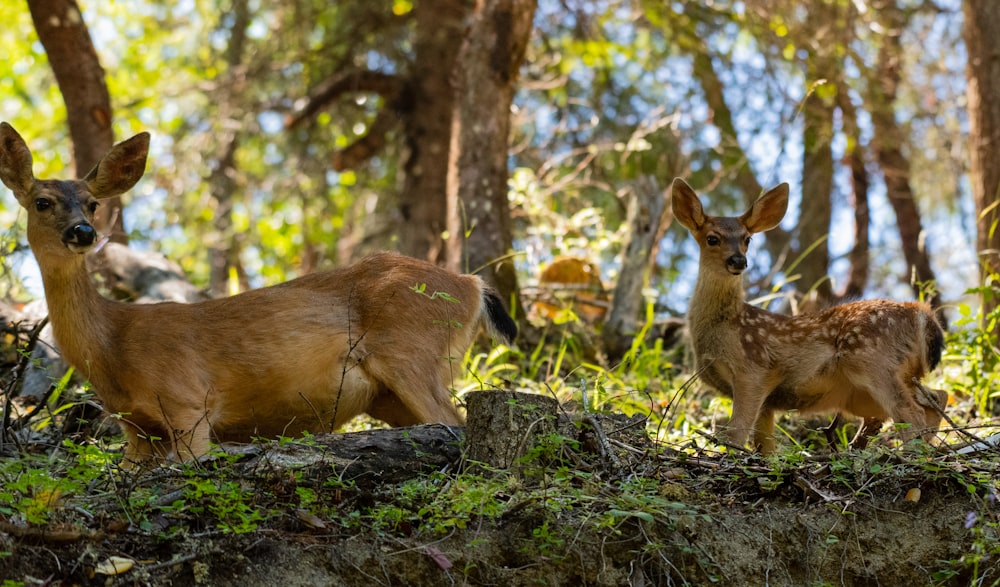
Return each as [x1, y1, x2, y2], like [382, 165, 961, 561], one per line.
[726, 254, 747, 274]
[64, 223, 97, 252]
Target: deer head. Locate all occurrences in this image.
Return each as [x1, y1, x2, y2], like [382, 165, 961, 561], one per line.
[0, 122, 149, 258]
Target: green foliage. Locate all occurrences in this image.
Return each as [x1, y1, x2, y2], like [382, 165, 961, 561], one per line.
[950, 279, 1000, 416]
[0, 441, 111, 525]
[180, 475, 265, 534]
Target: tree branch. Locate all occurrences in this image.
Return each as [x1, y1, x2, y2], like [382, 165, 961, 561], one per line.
[286, 70, 404, 128]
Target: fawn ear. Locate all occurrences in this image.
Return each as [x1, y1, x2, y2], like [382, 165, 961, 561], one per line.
[671, 178, 706, 232]
[84, 132, 150, 198]
[741, 183, 788, 233]
[0, 122, 36, 202]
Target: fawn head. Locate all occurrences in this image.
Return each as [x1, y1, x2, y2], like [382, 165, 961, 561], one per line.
[0, 122, 149, 259]
[671, 178, 789, 277]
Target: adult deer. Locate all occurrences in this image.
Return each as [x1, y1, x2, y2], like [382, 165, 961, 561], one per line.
[0, 122, 517, 467]
[671, 178, 946, 454]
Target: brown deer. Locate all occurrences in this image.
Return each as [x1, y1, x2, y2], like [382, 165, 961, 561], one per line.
[0, 122, 517, 467]
[671, 178, 946, 454]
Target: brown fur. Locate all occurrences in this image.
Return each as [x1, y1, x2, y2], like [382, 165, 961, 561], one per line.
[0, 123, 516, 467]
[671, 178, 945, 454]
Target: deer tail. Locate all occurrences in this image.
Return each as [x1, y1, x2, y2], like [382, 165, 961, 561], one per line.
[481, 287, 517, 344]
[922, 308, 945, 373]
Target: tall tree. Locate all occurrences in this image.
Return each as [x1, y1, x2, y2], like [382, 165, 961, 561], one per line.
[683, 20, 790, 263]
[835, 80, 872, 301]
[794, 1, 840, 304]
[206, 0, 251, 296]
[446, 0, 536, 310]
[869, 1, 941, 311]
[964, 0, 1000, 337]
[288, 1, 470, 264]
[400, 0, 469, 263]
[27, 0, 124, 243]
[798, 79, 835, 302]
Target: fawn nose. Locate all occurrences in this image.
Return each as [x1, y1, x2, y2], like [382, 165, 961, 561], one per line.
[65, 223, 96, 247]
[726, 254, 747, 274]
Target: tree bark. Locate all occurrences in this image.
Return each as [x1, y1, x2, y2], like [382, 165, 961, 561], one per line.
[232, 424, 465, 487]
[601, 176, 672, 362]
[870, 2, 941, 311]
[836, 82, 871, 301]
[686, 27, 790, 262]
[798, 79, 835, 303]
[27, 0, 125, 244]
[464, 390, 558, 471]
[207, 0, 251, 297]
[396, 0, 469, 263]
[445, 0, 536, 314]
[964, 0, 1000, 338]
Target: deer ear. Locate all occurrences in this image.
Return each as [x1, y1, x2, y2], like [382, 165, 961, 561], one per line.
[671, 178, 706, 232]
[0, 122, 36, 202]
[741, 183, 788, 233]
[84, 132, 150, 198]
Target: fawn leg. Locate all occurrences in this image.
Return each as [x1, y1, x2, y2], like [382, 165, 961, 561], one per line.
[849, 418, 884, 450]
[722, 382, 769, 451]
[752, 407, 777, 455]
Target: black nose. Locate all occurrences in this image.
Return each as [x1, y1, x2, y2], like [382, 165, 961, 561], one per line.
[66, 223, 96, 246]
[726, 254, 747, 273]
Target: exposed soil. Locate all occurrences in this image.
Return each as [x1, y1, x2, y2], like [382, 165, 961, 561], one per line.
[2, 416, 998, 587]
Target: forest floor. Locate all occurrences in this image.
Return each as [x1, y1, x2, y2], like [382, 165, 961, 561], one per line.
[2, 409, 999, 587]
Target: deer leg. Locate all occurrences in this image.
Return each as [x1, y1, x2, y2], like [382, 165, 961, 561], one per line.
[752, 407, 777, 455]
[120, 423, 170, 469]
[722, 384, 769, 451]
[849, 417, 884, 450]
[822, 414, 844, 450]
[367, 392, 422, 427]
[364, 358, 463, 426]
[170, 414, 212, 461]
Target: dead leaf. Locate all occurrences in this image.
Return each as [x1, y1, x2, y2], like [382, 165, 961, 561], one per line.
[425, 546, 453, 570]
[296, 508, 328, 530]
[95, 556, 134, 575]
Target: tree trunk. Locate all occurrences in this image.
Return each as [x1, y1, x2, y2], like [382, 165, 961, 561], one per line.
[395, 0, 468, 263]
[207, 0, 250, 297]
[870, 2, 942, 311]
[464, 390, 558, 471]
[445, 0, 536, 314]
[964, 0, 1000, 339]
[836, 82, 871, 300]
[686, 29, 790, 262]
[230, 424, 465, 487]
[798, 81, 835, 303]
[27, 0, 125, 244]
[842, 140, 871, 301]
[601, 176, 672, 362]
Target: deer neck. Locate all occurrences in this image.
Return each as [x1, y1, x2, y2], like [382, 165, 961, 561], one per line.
[37, 254, 116, 380]
[687, 268, 746, 331]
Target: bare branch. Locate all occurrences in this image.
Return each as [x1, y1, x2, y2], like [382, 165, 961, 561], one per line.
[286, 70, 404, 129]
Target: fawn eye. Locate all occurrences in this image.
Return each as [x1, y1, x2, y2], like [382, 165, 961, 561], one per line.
[706, 235, 720, 246]
[34, 198, 52, 212]
[744, 236, 752, 246]
[88, 201, 99, 214]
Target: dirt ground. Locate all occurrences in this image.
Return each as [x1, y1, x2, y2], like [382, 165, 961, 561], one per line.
[2, 418, 997, 587]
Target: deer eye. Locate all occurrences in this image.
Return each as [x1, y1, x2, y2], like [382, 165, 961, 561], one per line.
[88, 201, 99, 214]
[744, 236, 752, 246]
[706, 235, 720, 246]
[34, 198, 52, 212]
